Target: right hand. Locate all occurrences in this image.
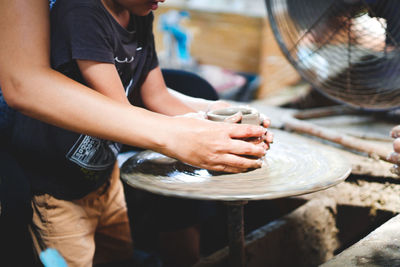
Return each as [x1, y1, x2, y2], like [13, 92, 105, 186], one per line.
[223, 110, 273, 149]
[159, 116, 269, 173]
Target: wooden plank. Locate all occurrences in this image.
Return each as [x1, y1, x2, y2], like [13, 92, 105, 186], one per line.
[258, 19, 301, 98]
[154, 7, 263, 73]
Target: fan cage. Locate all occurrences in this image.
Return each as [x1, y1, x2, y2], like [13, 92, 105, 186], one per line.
[266, 0, 400, 110]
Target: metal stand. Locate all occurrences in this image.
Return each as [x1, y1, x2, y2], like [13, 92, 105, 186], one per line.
[225, 201, 248, 267]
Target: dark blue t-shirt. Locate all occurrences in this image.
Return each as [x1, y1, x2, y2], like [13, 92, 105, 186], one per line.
[0, 90, 13, 135]
[12, 0, 158, 200]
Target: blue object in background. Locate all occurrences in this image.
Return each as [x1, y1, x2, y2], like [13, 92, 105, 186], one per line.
[159, 10, 193, 65]
[49, 0, 57, 9]
[40, 248, 68, 267]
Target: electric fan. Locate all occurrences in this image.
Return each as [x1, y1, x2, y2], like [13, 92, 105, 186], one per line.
[266, 0, 400, 110]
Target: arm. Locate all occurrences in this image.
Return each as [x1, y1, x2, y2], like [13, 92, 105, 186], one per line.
[76, 60, 209, 118]
[0, 0, 174, 150]
[0, 0, 268, 172]
[64, 60, 273, 171]
[168, 89, 231, 112]
[0, 0, 146, 142]
[76, 60, 130, 105]
[140, 66, 195, 115]
[141, 66, 230, 115]
[140, 66, 273, 146]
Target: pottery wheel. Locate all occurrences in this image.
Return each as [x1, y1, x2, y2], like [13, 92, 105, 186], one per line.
[121, 130, 351, 201]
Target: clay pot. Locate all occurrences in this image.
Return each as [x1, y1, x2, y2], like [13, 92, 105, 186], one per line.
[206, 106, 262, 125]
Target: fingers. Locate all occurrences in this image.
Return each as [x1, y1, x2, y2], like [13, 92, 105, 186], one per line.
[225, 114, 273, 148]
[259, 141, 270, 151]
[258, 113, 273, 145]
[224, 121, 274, 151]
[249, 129, 274, 150]
[387, 152, 400, 164]
[194, 139, 266, 173]
[228, 139, 267, 158]
[260, 113, 271, 128]
[262, 118, 271, 128]
[211, 154, 263, 173]
[391, 125, 400, 138]
[170, 114, 274, 174]
[264, 130, 274, 144]
[394, 138, 400, 153]
[388, 139, 400, 164]
[228, 123, 265, 139]
[389, 125, 400, 176]
[391, 165, 400, 176]
[243, 136, 263, 145]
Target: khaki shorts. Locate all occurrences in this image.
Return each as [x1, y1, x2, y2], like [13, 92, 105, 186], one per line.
[30, 164, 133, 267]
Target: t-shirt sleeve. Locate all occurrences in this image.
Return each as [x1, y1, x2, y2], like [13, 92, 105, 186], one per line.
[51, 6, 115, 69]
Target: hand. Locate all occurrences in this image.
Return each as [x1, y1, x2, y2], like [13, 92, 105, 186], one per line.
[260, 113, 274, 149]
[387, 125, 400, 175]
[220, 107, 274, 150]
[160, 116, 268, 173]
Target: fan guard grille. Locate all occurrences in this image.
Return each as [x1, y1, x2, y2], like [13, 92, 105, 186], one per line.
[266, 0, 400, 110]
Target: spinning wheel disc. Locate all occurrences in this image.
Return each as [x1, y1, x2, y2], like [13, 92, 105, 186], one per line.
[121, 130, 351, 201]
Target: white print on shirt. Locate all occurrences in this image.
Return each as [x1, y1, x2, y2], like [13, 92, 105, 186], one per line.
[115, 56, 134, 63]
[66, 135, 120, 171]
[125, 79, 133, 96]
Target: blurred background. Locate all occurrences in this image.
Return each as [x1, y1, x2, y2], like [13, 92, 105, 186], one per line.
[154, 0, 302, 103]
[151, 3, 400, 266]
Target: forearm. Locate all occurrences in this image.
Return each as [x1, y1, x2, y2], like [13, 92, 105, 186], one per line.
[167, 89, 215, 112]
[141, 67, 195, 115]
[145, 87, 196, 115]
[141, 67, 227, 115]
[76, 60, 131, 106]
[3, 67, 175, 149]
[0, 0, 167, 149]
